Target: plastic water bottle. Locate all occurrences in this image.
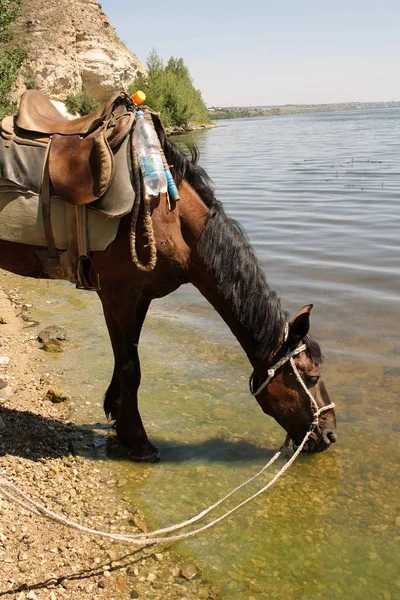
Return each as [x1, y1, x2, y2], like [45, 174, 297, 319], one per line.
[133, 110, 167, 196]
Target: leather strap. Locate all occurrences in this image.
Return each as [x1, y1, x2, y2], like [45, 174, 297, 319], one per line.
[40, 139, 57, 259]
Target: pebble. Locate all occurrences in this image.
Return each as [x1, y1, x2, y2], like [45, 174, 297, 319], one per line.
[103, 570, 111, 578]
[0, 379, 13, 399]
[45, 388, 71, 404]
[42, 340, 64, 353]
[26, 592, 38, 600]
[181, 564, 199, 580]
[38, 326, 67, 343]
[147, 573, 157, 583]
[0, 356, 10, 365]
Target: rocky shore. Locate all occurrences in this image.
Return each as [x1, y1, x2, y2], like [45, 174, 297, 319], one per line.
[0, 276, 217, 600]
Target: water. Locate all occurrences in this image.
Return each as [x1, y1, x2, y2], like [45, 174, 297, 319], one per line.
[6, 109, 400, 599]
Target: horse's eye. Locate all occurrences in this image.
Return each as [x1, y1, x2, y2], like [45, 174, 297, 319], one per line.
[306, 375, 320, 387]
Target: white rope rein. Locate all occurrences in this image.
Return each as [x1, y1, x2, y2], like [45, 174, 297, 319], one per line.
[0, 329, 335, 546]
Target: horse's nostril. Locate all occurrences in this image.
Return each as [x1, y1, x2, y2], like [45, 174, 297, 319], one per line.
[327, 431, 337, 444]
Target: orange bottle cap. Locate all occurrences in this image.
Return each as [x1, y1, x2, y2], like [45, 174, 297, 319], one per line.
[131, 90, 146, 105]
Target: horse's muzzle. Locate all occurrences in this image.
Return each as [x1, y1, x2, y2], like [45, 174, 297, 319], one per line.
[295, 429, 337, 454]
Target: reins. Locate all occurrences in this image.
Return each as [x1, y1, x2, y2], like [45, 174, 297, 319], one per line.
[0, 327, 335, 546]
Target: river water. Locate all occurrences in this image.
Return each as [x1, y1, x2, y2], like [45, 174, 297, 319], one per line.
[5, 109, 400, 599]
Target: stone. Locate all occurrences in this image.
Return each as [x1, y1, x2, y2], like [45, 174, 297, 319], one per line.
[42, 340, 63, 353]
[0, 380, 13, 399]
[45, 388, 72, 404]
[130, 591, 139, 599]
[146, 573, 157, 583]
[26, 592, 38, 600]
[0, 356, 10, 365]
[181, 564, 199, 581]
[38, 326, 67, 343]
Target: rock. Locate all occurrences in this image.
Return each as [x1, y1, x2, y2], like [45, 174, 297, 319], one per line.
[38, 326, 68, 343]
[146, 573, 157, 583]
[26, 592, 39, 600]
[11, 0, 146, 101]
[181, 564, 199, 581]
[45, 387, 72, 404]
[132, 515, 147, 533]
[0, 316, 7, 324]
[130, 591, 139, 599]
[0, 379, 13, 399]
[42, 340, 64, 353]
[0, 356, 10, 365]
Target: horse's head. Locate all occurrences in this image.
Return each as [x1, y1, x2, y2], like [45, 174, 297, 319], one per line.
[250, 304, 337, 453]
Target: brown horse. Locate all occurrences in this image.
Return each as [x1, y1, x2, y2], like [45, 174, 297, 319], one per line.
[0, 123, 337, 461]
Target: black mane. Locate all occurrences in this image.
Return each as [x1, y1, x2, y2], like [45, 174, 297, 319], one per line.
[158, 128, 321, 363]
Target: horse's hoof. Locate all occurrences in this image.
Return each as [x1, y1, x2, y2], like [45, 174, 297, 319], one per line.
[129, 448, 161, 463]
[118, 434, 160, 462]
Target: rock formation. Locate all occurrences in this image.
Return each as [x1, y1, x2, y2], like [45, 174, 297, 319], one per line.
[11, 0, 146, 101]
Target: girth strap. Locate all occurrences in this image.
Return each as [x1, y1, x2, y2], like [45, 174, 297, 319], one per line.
[40, 139, 58, 260]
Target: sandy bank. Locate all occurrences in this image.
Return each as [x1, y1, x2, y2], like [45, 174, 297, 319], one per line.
[0, 272, 217, 600]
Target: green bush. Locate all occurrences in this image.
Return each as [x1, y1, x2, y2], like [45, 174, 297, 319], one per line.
[129, 50, 210, 129]
[65, 89, 100, 116]
[0, 0, 25, 119]
[0, 0, 22, 43]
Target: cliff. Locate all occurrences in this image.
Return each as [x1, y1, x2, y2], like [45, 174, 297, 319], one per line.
[10, 0, 146, 101]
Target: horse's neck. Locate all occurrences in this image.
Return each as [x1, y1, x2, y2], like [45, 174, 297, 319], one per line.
[178, 182, 265, 371]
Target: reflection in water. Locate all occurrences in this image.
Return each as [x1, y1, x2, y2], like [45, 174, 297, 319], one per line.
[3, 108, 400, 599]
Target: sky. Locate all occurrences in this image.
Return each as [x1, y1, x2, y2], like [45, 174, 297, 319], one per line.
[101, 0, 400, 107]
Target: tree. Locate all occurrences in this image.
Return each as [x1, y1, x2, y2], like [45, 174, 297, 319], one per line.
[129, 50, 209, 130]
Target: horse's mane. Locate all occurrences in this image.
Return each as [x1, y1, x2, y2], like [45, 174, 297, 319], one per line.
[157, 125, 322, 364]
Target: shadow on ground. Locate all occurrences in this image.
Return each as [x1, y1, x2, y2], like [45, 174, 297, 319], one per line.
[0, 406, 276, 464]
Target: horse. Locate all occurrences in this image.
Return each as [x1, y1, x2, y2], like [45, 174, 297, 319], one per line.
[0, 95, 337, 462]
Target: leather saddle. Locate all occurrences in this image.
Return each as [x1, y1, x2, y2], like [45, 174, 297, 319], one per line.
[3, 89, 135, 205]
[0, 90, 136, 289]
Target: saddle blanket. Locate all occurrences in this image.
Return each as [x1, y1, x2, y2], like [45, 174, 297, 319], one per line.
[0, 180, 120, 251]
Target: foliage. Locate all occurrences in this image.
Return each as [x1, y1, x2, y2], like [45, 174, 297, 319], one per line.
[65, 89, 100, 116]
[0, 0, 25, 119]
[129, 50, 210, 129]
[0, 0, 22, 43]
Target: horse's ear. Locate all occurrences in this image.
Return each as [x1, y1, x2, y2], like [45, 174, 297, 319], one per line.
[288, 304, 313, 346]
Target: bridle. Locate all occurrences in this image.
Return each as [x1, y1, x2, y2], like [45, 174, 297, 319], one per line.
[249, 327, 336, 434]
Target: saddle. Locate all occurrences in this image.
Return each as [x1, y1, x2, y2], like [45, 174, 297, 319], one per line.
[12, 89, 135, 205]
[0, 90, 136, 289]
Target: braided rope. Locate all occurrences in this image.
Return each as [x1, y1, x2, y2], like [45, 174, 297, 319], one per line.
[0, 340, 335, 545]
[129, 130, 158, 272]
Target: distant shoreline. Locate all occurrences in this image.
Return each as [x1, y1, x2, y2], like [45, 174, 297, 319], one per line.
[208, 101, 400, 120]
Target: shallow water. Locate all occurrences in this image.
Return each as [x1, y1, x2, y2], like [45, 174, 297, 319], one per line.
[5, 108, 400, 599]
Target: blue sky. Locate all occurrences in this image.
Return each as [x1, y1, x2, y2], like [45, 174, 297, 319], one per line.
[101, 0, 400, 106]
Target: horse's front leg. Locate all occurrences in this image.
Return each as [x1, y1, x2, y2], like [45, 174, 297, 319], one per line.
[98, 288, 159, 462]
